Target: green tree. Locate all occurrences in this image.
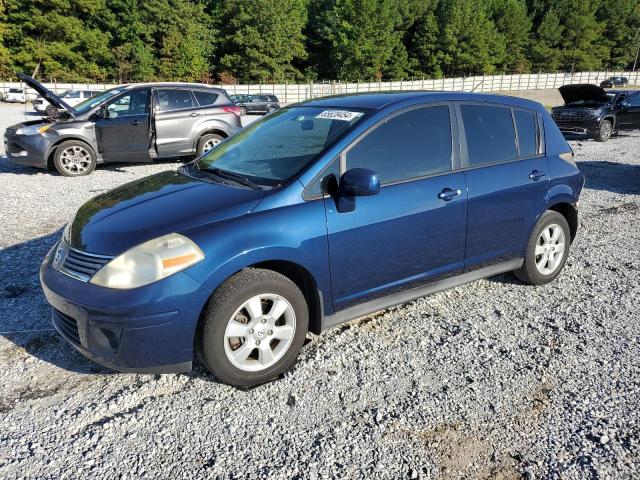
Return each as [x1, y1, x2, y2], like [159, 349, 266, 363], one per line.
[0, 0, 13, 78]
[217, 0, 307, 82]
[597, 0, 640, 69]
[408, 11, 442, 77]
[490, 0, 532, 73]
[530, 9, 563, 71]
[309, 0, 407, 81]
[558, 0, 608, 72]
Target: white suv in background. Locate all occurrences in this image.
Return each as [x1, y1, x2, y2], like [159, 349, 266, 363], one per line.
[4, 88, 26, 103]
[33, 89, 102, 116]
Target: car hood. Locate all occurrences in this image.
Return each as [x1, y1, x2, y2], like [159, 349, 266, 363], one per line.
[67, 170, 266, 256]
[559, 84, 608, 105]
[17, 73, 77, 117]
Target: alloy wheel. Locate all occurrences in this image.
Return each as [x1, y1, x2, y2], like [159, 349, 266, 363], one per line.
[535, 223, 566, 275]
[202, 137, 221, 153]
[59, 146, 92, 175]
[223, 293, 296, 372]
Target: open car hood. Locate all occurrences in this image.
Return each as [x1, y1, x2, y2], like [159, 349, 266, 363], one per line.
[559, 84, 609, 105]
[17, 73, 77, 117]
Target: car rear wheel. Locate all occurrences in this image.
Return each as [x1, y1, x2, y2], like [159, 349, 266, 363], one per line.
[45, 104, 59, 118]
[513, 210, 571, 285]
[266, 106, 276, 114]
[196, 133, 224, 157]
[53, 141, 97, 177]
[239, 106, 247, 116]
[199, 268, 309, 387]
[596, 119, 612, 142]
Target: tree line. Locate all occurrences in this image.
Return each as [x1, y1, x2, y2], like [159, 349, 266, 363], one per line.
[0, 0, 639, 83]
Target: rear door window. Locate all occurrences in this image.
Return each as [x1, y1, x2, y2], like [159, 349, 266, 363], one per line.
[629, 93, 640, 107]
[346, 105, 453, 184]
[513, 110, 538, 158]
[156, 89, 194, 111]
[460, 104, 517, 166]
[193, 90, 219, 106]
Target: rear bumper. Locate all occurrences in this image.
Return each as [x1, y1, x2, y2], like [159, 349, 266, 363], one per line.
[3, 131, 51, 168]
[40, 242, 212, 373]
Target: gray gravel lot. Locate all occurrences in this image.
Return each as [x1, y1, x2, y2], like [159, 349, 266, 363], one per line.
[0, 102, 639, 479]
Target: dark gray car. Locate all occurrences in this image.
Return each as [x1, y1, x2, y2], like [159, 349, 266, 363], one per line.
[4, 74, 242, 176]
[233, 94, 280, 115]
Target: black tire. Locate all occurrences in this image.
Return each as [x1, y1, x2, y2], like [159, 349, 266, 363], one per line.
[45, 104, 59, 118]
[53, 140, 97, 177]
[513, 210, 571, 285]
[266, 106, 275, 114]
[199, 268, 309, 387]
[239, 106, 247, 116]
[595, 119, 612, 142]
[196, 133, 224, 157]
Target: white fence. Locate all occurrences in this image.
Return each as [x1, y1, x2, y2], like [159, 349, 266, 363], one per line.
[2, 70, 638, 103]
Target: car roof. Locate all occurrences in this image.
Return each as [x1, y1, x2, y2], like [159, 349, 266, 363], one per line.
[299, 91, 544, 111]
[121, 82, 226, 91]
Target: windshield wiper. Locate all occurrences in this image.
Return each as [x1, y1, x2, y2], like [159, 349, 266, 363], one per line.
[200, 167, 262, 190]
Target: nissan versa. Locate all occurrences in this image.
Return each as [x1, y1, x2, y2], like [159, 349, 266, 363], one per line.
[40, 92, 584, 386]
[5, 73, 241, 176]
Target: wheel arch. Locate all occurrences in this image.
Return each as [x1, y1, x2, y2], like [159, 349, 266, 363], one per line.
[46, 136, 97, 170]
[548, 202, 578, 241]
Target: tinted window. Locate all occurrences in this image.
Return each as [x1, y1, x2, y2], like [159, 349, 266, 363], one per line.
[346, 106, 452, 184]
[514, 110, 538, 157]
[193, 90, 219, 106]
[156, 89, 194, 111]
[65, 91, 81, 98]
[629, 94, 640, 107]
[106, 89, 149, 116]
[461, 105, 517, 166]
[268, 95, 279, 102]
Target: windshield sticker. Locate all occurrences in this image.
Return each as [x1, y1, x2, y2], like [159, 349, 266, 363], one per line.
[315, 110, 363, 121]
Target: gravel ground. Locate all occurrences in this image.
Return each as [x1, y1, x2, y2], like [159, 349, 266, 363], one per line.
[0, 103, 639, 479]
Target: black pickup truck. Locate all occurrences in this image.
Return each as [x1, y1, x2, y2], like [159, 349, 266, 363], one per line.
[551, 84, 640, 142]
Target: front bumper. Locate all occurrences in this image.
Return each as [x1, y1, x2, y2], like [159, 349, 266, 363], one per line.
[556, 119, 601, 138]
[40, 243, 212, 373]
[4, 131, 52, 168]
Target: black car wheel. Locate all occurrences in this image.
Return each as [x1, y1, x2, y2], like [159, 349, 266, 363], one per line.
[266, 106, 276, 114]
[196, 133, 224, 157]
[45, 104, 59, 118]
[596, 119, 612, 142]
[198, 268, 309, 387]
[53, 140, 97, 177]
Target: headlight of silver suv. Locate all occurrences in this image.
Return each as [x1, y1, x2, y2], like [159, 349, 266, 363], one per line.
[90, 233, 204, 289]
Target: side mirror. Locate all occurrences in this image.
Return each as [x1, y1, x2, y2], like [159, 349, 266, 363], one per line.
[340, 168, 380, 196]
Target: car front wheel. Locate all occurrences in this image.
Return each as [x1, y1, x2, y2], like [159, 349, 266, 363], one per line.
[199, 268, 309, 387]
[53, 140, 97, 176]
[596, 119, 612, 142]
[514, 211, 571, 285]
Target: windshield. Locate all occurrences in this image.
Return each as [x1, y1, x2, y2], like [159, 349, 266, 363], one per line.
[73, 87, 124, 114]
[194, 106, 367, 186]
[566, 99, 608, 107]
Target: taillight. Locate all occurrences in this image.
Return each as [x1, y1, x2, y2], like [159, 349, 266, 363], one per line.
[223, 106, 241, 116]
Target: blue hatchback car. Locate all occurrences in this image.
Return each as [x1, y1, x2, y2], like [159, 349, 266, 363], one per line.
[40, 92, 584, 386]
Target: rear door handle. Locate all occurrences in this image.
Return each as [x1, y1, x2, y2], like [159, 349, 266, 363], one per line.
[529, 170, 545, 181]
[189, 112, 200, 117]
[130, 120, 143, 126]
[438, 188, 462, 201]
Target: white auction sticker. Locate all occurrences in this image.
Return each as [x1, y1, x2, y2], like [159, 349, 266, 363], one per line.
[315, 110, 363, 121]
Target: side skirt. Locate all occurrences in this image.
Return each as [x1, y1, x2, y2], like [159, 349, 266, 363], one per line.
[321, 259, 523, 330]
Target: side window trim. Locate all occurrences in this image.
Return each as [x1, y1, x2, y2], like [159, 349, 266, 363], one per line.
[105, 88, 150, 118]
[339, 102, 457, 187]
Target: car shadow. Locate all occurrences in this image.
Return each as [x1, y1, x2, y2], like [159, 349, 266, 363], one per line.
[577, 160, 640, 195]
[0, 229, 118, 374]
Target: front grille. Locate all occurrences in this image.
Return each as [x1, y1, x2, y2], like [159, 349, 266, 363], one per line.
[52, 309, 81, 346]
[552, 110, 594, 124]
[56, 241, 112, 282]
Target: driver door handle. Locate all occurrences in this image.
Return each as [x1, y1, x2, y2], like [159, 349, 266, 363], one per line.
[438, 188, 462, 201]
[529, 170, 545, 181]
[189, 112, 200, 117]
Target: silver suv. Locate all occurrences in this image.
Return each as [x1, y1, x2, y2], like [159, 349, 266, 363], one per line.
[4, 74, 242, 176]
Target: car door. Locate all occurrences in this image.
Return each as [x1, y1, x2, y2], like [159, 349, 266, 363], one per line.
[153, 89, 198, 157]
[617, 92, 640, 130]
[457, 103, 549, 270]
[94, 88, 152, 163]
[251, 95, 268, 113]
[324, 104, 467, 311]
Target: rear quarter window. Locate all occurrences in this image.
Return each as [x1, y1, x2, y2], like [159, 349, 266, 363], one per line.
[193, 90, 219, 106]
[460, 104, 517, 166]
[156, 89, 194, 111]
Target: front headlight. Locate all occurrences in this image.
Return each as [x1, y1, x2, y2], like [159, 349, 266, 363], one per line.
[15, 124, 52, 135]
[90, 233, 204, 289]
